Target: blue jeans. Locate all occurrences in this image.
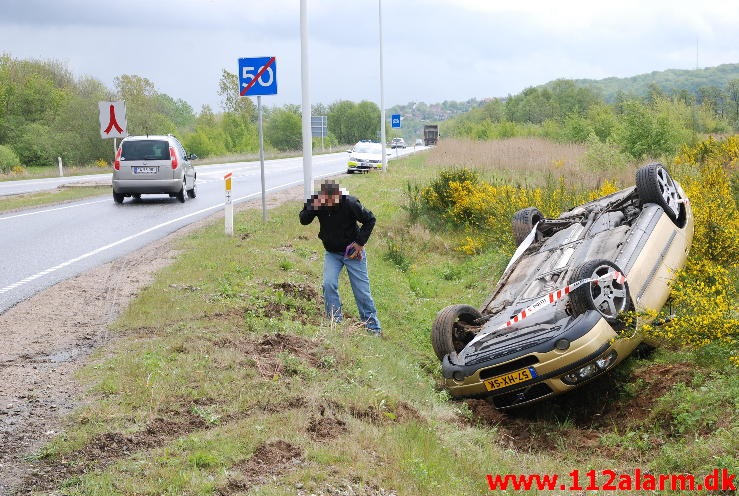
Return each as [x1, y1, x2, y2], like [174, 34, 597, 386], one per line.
[322, 251, 381, 333]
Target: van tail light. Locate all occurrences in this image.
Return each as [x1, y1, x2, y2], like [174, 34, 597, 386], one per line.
[170, 147, 179, 170]
[114, 147, 122, 170]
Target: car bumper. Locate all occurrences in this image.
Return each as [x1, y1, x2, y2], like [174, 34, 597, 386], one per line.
[347, 162, 381, 171]
[113, 179, 182, 194]
[441, 312, 641, 409]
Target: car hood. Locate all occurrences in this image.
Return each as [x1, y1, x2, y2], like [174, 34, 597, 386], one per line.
[349, 152, 382, 160]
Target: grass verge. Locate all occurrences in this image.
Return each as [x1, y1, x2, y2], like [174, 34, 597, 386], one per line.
[0, 185, 111, 214]
[34, 139, 737, 495]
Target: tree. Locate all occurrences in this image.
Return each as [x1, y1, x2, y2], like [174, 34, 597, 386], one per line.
[217, 69, 256, 122]
[114, 74, 175, 135]
[726, 79, 739, 124]
[265, 108, 302, 151]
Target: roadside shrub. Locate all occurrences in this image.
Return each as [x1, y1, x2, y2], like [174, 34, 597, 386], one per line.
[580, 133, 631, 172]
[673, 136, 739, 267]
[0, 144, 21, 173]
[416, 167, 620, 253]
[637, 136, 739, 364]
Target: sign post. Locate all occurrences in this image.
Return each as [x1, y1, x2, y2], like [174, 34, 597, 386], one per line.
[390, 114, 401, 157]
[239, 57, 277, 222]
[311, 116, 327, 152]
[98, 101, 127, 160]
[224, 172, 233, 236]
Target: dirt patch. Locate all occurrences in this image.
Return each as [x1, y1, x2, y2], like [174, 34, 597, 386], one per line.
[462, 361, 698, 457]
[256, 332, 323, 369]
[307, 415, 348, 440]
[0, 186, 304, 495]
[218, 440, 304, 493]
[272, 281, 319, 301]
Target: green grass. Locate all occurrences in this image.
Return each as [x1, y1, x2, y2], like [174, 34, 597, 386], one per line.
[34, 145, 738, 495]
[0, 185, 111, 214]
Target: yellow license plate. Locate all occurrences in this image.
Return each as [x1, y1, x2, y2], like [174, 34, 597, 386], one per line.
[483, 367, 537, 391]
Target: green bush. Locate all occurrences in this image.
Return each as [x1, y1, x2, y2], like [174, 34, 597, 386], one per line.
[0, 144, 20, 173]
[580, 133, 630, 171]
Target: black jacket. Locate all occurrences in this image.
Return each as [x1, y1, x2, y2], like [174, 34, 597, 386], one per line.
[299, 195, 376, 253]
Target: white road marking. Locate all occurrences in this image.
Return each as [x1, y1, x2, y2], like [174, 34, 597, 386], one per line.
[0, 199, 110, 221]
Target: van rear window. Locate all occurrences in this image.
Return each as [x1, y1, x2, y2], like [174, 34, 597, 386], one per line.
[121, 140, 170, 160]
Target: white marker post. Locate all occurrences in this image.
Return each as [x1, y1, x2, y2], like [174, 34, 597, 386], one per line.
[224, 172, 233, 236]
[57, 157, 63, 177]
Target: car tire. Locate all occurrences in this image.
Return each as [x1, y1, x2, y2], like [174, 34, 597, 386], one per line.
[113, 192, 125, 204]
[569, 259, 630, 324]
[187, 178, 197, 199]
[511, 207, 544, 246]
[176, 180, 187, 203]
[432, 304, 482, 360]
[635, 163, 683, 222]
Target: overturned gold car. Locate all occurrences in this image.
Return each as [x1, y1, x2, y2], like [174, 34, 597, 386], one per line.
[433, 163, 693, 410]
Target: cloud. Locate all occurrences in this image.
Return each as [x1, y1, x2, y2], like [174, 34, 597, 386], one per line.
[0, 0, 737, 111]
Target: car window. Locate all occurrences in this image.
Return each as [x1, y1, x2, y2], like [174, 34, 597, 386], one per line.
[121, 140, 170, 161]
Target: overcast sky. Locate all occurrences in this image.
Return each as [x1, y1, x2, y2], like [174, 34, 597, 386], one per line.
[2, 0, 738, 112]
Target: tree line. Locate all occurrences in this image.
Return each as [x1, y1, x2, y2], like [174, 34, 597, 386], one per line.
[0, 55, 385, 172]
[1, 53, 738, 172]
[444, 77, 739, 164]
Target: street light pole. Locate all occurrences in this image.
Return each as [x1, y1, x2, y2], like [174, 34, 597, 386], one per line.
[379, 0, 387, 173]
[301, 0, 313, 199]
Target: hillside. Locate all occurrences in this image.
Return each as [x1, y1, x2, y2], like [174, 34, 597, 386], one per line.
[549, 63, 739, 102]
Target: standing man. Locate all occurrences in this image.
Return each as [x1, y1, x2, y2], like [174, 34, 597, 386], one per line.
[299, 179, 381, 336]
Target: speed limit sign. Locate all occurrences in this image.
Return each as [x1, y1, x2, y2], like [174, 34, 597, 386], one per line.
[239, 57, 278, 96]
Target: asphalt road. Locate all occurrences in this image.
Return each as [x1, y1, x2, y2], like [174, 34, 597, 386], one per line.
[0, 147, 419, 314]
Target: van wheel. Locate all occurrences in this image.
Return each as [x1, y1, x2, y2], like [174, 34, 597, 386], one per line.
[431, 304, 482, 360]
[176, 180, 187, 203]
[113, 192, 125, 204]
[569, 259, 630, 323]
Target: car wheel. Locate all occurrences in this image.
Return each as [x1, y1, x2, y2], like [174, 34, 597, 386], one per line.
[113, 192, 125, 204]
[176, 180, 187, 203]
[432, 304, 482, 360]
[511, 207, 544, 246]
[347, 170, 353, 174]
[187, 178, 197, 198]
[569, 259, 630, 323]
[636, 163, 683, 222]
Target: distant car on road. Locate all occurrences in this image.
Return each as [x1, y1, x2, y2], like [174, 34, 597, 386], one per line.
[391, 138, 406, 149]
[415, 138, 424, 147]
[347, 141, 388, 173]
[112, 135, 197, 204]
[433, 163, 693, 410]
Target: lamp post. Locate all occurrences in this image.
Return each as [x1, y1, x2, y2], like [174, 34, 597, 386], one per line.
[301, 0, 313, 199]
[379, 0, 387, 173]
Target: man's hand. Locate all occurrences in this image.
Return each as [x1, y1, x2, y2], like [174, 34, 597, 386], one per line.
[345, 242, 364, 260]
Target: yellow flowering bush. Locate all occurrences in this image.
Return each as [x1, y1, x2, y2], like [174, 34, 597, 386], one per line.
[419, 168, 626, 254]
[641, 137, 739, 363]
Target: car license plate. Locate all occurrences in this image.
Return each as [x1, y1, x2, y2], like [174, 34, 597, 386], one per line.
[133, 166, 158, 174]
[483, 367, 537, 391]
